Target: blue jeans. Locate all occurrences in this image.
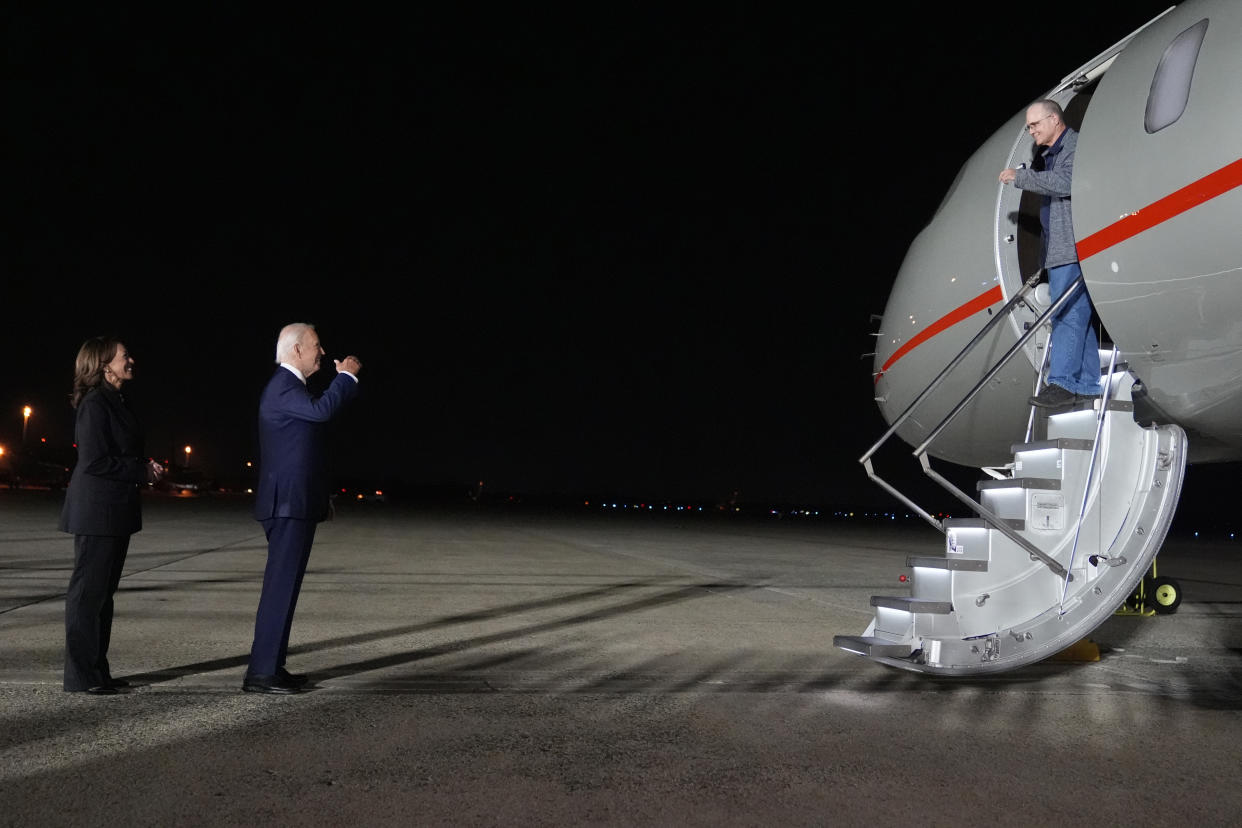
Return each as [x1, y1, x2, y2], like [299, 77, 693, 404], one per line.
[1047, 262, 1101, 395]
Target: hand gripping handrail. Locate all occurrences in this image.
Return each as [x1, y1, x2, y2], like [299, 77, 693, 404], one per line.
[860, 274, 1088, 579]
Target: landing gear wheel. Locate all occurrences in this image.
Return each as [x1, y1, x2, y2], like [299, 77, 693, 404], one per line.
[1150, 576, 1182, 615]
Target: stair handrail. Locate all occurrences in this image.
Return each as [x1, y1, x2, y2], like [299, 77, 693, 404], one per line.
[1060, 346, 1121, 612]
[859, 273, 1045, 530]
[913, 276, 1087, 578]
[860, 274, 1088, 578]
[912, 275, 1085, 455]
[1023, 329, 1054, 444]
[860, 272, 1045, 467]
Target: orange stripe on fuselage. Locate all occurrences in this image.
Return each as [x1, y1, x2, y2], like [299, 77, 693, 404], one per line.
[874, 285, 1004, 383]
[1077, 157, 1242, 261]
[877, 157, 1242, 384]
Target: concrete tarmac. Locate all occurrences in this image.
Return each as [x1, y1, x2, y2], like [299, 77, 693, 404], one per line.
[2, 490, 1241, 826]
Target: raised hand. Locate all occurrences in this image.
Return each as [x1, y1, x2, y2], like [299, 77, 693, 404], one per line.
[334, 356, 363, 376]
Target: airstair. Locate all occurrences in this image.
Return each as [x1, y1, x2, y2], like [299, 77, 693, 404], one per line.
[835, 276, 1187, 674]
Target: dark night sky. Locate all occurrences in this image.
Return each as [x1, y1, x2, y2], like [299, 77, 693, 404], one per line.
[5, 4, 1178, 505]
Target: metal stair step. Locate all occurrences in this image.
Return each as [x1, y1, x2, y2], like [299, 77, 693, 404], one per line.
[943, 516, 1026, 531]
[907, 555, 988, 571]
[1010, 437, 1094, 454]
[1049, 398, 1135, 414]
[832, 635, 917, 658]
[870, 596, 953, 614]
[944, 517, 990, 528]
[977, 477, 1060, 492]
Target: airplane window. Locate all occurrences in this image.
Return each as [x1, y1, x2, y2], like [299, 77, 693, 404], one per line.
[1145, 18, 1209, 133]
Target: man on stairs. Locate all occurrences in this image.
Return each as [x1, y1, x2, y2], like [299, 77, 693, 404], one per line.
[1000, 99, 1102, 408]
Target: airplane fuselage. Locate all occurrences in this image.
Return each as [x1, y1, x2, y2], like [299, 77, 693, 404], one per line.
[874, 0, 1242, 466]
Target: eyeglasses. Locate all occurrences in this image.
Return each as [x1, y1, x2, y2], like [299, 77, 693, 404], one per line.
[1026, 114, 1056, 132]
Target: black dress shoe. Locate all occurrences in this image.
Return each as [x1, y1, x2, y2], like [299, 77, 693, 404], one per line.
[85, 685, 118, 695]
[1029, 383, 1078, 408]
[242, 673, 301, 695]
[277, 667, 309, 687]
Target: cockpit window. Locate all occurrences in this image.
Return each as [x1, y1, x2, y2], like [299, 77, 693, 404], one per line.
[1145, 18, 1209, 133]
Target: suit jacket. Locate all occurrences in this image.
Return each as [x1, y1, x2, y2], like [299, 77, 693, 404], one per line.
[59, 384, 148, 536]
[253, 367, 360, 523]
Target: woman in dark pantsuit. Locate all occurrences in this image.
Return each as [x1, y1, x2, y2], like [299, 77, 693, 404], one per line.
[59, 337, 163, 694]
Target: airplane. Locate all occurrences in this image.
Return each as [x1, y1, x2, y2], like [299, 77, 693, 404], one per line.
[835, 0, 1241, 674]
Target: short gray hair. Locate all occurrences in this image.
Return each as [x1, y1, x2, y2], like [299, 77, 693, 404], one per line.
[275, 322, 315, 364]
[1030, 99, 1065, 122]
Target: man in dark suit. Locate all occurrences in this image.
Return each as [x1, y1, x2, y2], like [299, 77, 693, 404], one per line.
[244, 323, 362, 694]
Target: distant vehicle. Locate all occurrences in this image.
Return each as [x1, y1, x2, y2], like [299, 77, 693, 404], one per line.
[337, 487, 387, 504]
[1, 447, 71, 490]
[156, 469, 214, 495]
